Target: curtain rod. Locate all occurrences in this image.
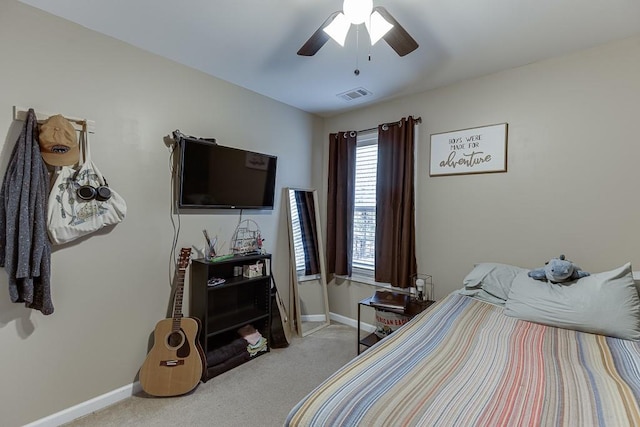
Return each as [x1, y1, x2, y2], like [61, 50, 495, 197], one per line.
[357, 116, 422, 134]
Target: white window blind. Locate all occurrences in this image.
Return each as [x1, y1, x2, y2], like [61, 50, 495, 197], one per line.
[288, 190, 306, 272]
[352, 131, 377, 271]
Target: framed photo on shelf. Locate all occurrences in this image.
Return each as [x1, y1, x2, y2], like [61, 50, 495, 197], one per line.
[429, 123, 508, 176]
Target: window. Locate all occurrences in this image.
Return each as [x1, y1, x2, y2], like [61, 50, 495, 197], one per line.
[352, 131, 377, 273]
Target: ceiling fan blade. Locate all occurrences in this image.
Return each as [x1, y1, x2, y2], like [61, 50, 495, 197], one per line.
[373, 6, 419, 57]
[297, 11, 341, 56]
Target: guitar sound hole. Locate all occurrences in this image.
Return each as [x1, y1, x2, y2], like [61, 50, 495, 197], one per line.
[167, 331, 185, 349]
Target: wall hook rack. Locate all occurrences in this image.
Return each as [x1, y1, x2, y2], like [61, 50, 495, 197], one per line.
[13, 106, 96, 134]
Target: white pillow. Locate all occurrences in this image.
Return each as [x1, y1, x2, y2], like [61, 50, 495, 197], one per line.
[462, 263, 528, 302]
[504, 263, 640, 340]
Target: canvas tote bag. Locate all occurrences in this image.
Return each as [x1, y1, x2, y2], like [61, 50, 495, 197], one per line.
[47, 125, 127, 244]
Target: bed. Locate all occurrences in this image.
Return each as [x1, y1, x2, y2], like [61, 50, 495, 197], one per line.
[285, 262, 640, 426]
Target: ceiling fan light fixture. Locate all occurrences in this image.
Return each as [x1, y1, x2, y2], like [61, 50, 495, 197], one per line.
[366, 10, 393, 45]
[323, 12, 351, 46]
[298, 2, 418, 57]
[343, 0, 373, 25]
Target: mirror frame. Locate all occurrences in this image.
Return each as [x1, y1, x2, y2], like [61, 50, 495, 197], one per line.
[284, 187, 330, 337]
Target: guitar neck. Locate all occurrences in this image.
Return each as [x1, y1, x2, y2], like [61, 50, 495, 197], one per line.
[172, 248, 191, 331]
[172, 269, 186, 330]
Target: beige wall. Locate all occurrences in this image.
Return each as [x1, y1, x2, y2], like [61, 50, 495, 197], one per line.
[323, 35, 640, 320]
[0, 2, 320, 426]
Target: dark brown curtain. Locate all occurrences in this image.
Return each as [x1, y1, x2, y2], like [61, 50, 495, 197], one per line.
[374, 116, 418, 287]
[326, 131, 356, 276]
[295, 190, 319, 275]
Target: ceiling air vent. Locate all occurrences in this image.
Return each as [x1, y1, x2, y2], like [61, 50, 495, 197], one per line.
[337, 87, 373, 102]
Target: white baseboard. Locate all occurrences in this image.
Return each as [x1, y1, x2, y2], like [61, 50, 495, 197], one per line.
[25, 382, 142, 427]
[330, 312, 376, 333]
[302, 313, 375, 333]
[300, 314, 327, 323]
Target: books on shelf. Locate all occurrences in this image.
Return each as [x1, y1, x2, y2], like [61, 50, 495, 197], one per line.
[370, 291, 410, 311]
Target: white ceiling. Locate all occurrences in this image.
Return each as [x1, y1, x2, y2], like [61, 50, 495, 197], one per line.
[19, 0, 640, 117]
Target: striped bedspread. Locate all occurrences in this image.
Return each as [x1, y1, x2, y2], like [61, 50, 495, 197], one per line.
[285, 293, 640, 426]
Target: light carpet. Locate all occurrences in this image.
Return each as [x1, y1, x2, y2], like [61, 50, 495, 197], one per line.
[64, 323, 356, 427]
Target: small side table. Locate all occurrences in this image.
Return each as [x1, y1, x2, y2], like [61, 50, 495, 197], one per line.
[357, 296, 434, 355]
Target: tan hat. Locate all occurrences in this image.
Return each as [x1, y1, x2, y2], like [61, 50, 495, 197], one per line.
[38, 115, 79, 166]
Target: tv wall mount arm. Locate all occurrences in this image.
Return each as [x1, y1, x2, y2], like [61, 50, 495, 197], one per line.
[172, 129, 217, 146]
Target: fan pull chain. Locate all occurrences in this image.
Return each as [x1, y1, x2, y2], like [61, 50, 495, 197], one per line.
[368, 14, 372, 61]
[354, 25, 360, 76]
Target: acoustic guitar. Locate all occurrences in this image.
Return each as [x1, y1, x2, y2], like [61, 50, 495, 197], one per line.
[140, 248, 205, 396]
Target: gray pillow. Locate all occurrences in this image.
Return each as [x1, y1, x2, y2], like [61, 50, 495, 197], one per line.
[462, 263, 528, 302]
[504, 263, 640, 340]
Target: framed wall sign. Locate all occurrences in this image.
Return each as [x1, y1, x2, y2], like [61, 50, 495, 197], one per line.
[429, 123, 508, 176]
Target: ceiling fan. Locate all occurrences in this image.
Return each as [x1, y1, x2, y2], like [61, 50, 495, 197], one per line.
[297, 0, 419, 57]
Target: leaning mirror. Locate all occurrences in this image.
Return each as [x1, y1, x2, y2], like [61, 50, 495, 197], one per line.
[285, 188, 330, 337]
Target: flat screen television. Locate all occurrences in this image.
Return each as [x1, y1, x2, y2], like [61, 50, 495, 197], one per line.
[178, 138, 277, 209]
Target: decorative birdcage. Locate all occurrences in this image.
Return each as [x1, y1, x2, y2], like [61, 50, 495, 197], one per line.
[230, 219, 263, 255]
